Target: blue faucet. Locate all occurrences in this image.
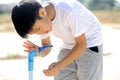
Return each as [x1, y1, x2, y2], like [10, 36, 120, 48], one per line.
[28, 45, 53, 80]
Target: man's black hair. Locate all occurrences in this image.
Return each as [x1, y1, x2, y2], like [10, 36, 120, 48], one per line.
[11, 1, 42, 38]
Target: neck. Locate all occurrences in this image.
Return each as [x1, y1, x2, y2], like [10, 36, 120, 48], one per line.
[44, 3, 55, 21]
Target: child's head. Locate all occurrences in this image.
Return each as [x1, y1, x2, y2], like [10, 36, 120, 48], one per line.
[11, 0, 52, 38]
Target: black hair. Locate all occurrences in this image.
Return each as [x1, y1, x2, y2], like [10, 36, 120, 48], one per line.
[11, 1, 42, 38]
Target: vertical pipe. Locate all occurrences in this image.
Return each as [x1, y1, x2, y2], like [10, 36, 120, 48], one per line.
[28, 50, 37, 80]
[29, 71, 33, 80]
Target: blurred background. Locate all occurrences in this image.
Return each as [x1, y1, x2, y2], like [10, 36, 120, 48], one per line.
[0, 0, 120, 80]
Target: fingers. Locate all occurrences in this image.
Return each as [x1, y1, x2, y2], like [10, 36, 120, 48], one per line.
[43, 69, 52, 76]
[43, 66, 58, 76]
[43, 62, 60, 76]
[23, 49, 29, 52]
[24, 40, 35, 47]
[23, 40, 37, 52]
[26, 40, 35, 46]
[48, 63, 56, 70]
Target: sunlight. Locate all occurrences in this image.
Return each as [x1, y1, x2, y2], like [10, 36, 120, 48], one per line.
[116, 0, 120, 3]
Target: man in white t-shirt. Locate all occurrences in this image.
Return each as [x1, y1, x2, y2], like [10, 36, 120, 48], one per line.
[11, 0, 103, 80]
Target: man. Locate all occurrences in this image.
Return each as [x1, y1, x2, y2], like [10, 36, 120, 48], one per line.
[11, 0, 103, 80]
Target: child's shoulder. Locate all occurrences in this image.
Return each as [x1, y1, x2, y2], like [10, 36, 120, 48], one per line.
[48, 0, 80, 12]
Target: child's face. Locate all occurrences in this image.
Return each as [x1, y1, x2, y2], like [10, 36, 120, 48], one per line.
[29, 9, 52, 35]
[29, 18, 52, 35]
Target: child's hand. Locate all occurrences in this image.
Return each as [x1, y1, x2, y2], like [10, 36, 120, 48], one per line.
[23, 40, 38, 52]
[43, 62, 61, 76]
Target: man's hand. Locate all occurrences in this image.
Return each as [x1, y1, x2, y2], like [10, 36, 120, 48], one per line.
[43, 62, 61, 76]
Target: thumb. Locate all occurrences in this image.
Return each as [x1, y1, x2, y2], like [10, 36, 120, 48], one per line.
[48, 63, 56, 70]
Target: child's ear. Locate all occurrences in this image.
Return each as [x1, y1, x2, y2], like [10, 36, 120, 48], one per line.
[38, 9, 47, 17]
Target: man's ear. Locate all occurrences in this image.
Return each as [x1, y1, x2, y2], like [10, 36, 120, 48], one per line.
[38, 9, 47, 17]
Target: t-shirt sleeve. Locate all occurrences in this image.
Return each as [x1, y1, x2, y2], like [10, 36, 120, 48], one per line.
[68, 11, 86, 37]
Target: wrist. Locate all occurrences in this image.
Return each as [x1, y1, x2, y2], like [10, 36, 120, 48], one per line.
[57, 61, 66, 70]
[33, 46, 45, 57]
[37, 47, 45, 57]
[37, 45, 53, 57]
[34, 45, 39, 52]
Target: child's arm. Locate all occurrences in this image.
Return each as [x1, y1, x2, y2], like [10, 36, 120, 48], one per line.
[58, 33, 86, 69]
[43, 33, 86, 76]
[40, 36, 52, 57]
[23, 36, 52, 57]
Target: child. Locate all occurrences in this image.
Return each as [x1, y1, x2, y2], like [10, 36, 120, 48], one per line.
[11, 0, 103, 80]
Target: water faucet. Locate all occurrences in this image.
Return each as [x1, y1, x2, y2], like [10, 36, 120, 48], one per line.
[28, 45, 53, 80]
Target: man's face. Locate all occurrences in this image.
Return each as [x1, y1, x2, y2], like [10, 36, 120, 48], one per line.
[29, 17, 52, 35]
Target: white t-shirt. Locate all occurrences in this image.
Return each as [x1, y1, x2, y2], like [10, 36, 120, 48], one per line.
[42, 0, 102, 49]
